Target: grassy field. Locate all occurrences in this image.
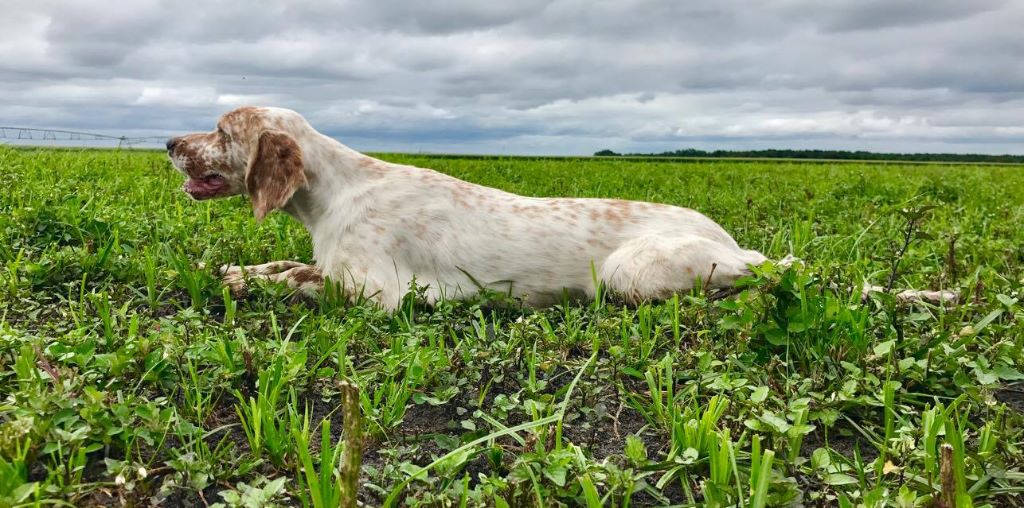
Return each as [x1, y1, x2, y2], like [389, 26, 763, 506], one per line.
[1, 145, 1023, 507]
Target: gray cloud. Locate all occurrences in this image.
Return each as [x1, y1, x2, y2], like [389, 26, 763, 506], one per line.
[1, 0, 1022, 154]
[808, 0, 1005, 33]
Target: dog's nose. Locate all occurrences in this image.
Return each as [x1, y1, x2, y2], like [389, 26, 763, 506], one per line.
[166, 137, 180, 152]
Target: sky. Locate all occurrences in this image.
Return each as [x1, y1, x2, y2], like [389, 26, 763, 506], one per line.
[1, 0, 1022, 155]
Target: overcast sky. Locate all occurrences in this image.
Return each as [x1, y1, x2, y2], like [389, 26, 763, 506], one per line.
[1, 0, 1022, 154]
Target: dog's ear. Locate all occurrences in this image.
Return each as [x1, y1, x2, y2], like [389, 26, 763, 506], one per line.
[246, 130, 307, 221]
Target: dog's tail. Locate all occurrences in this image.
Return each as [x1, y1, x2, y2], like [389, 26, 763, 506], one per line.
[861, 284, 958, 305]
[761, 255, 959, 306]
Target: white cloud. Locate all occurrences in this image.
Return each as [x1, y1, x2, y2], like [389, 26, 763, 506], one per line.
[135, 86, 218, 107]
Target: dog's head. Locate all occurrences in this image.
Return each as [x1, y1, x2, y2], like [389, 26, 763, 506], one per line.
[167, 106, 308, 220]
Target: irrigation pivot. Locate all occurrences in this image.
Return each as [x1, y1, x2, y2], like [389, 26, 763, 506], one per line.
[0, 126, 170, 148]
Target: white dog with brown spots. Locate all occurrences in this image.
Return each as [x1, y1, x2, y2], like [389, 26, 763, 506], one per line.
[167, 106, 955, 310]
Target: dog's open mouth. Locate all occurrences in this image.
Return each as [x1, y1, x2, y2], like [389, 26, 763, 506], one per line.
[183, 173, 228, 200]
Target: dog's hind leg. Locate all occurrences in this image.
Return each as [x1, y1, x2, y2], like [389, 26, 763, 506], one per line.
[599, 235, 767, 304]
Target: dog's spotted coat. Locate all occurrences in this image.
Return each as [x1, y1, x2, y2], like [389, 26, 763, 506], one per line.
[168, 107, 955, 309]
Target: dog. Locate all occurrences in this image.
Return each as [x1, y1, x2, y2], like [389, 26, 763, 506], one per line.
[167, 106, 954, 310]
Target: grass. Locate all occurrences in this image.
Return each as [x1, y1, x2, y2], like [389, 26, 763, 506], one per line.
[1, 145, 1023, 506]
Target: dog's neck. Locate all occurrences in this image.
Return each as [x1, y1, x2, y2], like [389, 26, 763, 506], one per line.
[280, 133, 385, 265]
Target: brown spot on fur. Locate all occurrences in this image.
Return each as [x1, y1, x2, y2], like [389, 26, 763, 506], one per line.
[247, 131, 306, 221]
[289, 266, 322, 285]
[603, 208, 622, 223]
[357, 156, 389, 173]
[174, 139, 202, 174]
[173, 132, 235, 177]
[222, 106, 261, 121]
[599, 200, 636, 226]
[451, 190, 470, 208]
[220, 107, 263, 139]
[419, 171, 448, 183]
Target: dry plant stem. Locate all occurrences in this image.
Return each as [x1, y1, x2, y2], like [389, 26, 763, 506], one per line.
[340, 381, 363, 508]
[33, 344, 60, 385]
[939, 443, 955, 508]
[885, 214, 919, 294]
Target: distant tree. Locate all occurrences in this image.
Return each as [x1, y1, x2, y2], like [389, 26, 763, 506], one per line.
[612, 148, 1024, 164]
[594, 149, 621, 156]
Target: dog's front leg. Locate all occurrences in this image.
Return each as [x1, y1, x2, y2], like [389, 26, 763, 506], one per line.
[220, 261, 323, 297]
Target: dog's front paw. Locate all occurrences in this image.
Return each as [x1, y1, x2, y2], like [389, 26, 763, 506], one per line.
[220, 265, 248, 297]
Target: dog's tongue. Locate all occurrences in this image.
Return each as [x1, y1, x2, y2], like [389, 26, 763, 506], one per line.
[183, 175, 226, 198]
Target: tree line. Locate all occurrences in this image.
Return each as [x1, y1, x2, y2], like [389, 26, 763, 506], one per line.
[593, 148, 1024, 163]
